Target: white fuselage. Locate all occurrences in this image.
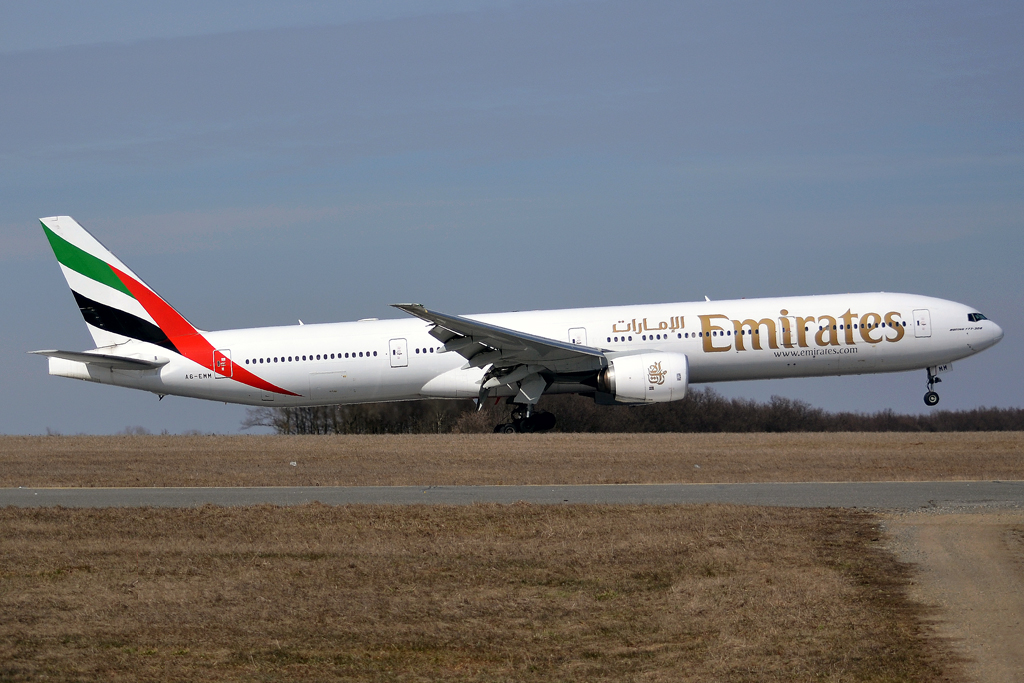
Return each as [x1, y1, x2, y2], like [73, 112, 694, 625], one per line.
[50, 292, 1003, 406]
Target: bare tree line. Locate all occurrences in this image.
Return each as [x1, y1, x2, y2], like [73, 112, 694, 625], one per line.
[243, 389, 1024, 434]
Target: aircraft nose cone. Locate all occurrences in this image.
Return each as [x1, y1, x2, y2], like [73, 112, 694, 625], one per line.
[976, 320, 1005, 351]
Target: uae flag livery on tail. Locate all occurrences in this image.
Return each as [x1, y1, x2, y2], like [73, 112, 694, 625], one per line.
[41, 218, 179, 351]
[40, 217, 297, 396]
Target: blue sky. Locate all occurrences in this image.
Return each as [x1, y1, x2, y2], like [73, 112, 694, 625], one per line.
[1, 1, 1020, 434]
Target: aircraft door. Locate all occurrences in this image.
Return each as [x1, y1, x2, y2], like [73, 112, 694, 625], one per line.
[214, 349, 232, 378]
[389, 338, 409, 367]
[569, 327, 587, 346]
[913, 309, 931, 338]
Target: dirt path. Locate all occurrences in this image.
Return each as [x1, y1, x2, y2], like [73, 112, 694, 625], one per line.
[884, 509, 1024, 683]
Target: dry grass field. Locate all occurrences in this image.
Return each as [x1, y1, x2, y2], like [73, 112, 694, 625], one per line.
[0, 504, 957, 682]
[0, 432, 1021, 488]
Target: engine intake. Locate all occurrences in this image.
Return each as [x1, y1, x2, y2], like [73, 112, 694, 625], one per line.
[597, 352, 689, 403]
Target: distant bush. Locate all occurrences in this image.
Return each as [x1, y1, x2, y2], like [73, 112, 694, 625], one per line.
[242, 399, 473, 435]
[244, 388, 1024, 435]
[532, 392, 1024, 433]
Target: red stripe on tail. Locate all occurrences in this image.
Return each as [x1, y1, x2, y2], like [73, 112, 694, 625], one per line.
[110, 266, 300, 397]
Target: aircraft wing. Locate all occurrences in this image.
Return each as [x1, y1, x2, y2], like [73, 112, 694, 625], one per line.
[29, 350, 169, 370]
[390, 304, 607, 375]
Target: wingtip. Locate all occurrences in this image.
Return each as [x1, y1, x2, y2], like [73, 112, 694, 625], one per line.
[391, 303, 427, 313]
[391, 303, 434, 323]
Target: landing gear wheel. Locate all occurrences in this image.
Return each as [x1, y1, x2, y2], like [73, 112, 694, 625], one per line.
[499, 423, 518, 434]
[527, 412, 557, 432]
[923, 368, 943, 407]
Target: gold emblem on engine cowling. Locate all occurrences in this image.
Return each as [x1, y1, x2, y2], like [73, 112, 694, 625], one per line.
[648, 361, 667, 385]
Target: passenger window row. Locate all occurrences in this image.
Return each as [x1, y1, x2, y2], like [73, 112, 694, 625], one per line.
[244, 351, 378, 365]
[413, 347, 436, 354]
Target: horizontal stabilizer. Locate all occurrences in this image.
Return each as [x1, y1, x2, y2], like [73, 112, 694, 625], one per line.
[29, 349, 169, 370]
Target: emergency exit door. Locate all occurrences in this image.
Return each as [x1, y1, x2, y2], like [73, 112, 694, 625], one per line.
[389, 338, 409, 367]
[913, 309, 931, 338]
[569, 327, 587, 346]
[214, 349, 232, 378]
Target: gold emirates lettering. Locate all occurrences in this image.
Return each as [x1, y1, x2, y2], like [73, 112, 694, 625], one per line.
[692, 310, 905, 352]
[730, 317, 778, 352]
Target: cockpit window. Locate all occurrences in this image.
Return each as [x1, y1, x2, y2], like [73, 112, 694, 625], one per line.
[967, 313, 988, 322]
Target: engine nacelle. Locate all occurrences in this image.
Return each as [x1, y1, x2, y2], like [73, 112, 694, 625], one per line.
[597, 352, 689, 403]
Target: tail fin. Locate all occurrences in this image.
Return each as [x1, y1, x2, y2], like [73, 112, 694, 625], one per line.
[40, 216, 197, 352]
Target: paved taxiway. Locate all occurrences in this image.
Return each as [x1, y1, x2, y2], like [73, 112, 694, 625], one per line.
[2, 481, 1022, 508]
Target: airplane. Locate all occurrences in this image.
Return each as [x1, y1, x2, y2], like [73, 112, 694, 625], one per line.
[32, 216, 1004, 433]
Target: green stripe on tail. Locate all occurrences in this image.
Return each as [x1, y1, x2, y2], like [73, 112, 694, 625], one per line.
[42, 222, 134, 298]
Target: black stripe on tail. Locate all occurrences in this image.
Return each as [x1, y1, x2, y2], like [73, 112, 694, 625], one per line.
[72, 291, 179, 354]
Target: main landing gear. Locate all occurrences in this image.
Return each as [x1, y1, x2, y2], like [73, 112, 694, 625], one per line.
[924, 368, 941, 407]
[493, 404, 557, 433]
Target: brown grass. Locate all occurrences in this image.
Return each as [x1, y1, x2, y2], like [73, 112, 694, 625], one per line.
[1, 432, 1021, 488]
[0, 504, 957, 682]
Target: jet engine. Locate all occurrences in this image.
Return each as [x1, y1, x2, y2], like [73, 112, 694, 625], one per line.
[596, 352, 689, 403]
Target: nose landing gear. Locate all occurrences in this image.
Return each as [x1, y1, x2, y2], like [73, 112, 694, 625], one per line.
[924, 369, 942, 407]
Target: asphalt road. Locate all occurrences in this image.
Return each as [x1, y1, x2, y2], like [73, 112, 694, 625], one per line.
[1, 481, 1022, 509]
